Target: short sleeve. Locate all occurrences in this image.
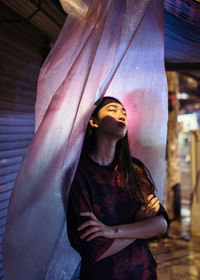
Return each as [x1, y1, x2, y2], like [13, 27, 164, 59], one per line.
[67, 171, 114, 264]
[156, 203, 170, 227]
[132, 158, 169, 227]
[132, 158, 155, 196]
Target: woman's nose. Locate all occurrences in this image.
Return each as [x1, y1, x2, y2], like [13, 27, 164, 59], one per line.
[119, 115, 125, 122]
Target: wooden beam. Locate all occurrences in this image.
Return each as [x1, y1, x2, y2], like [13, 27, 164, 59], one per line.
[165, 62, 200, 71]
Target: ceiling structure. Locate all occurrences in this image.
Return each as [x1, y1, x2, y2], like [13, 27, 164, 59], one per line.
[164, 0, 200, 79]
[164, 0, 200, 103]
[0, 0, 66, 41]
[1, 0, 200, 98]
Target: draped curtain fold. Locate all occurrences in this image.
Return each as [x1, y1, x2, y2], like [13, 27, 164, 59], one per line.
[3, 0, 168, 279]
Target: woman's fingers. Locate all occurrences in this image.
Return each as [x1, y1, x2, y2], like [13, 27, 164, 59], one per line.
[146, 196, 159, 208]
[146, 200, 160, 216]
[80, 212, 97, 220]
[153, 200, 160, 208]
[146, 196, 157, 206]
[146, 194, 154, 202]
[78, 212, 102, 239]
[77, 219, 98, 231]
[86, 231, 102, 241]
[80, 227, 100, 239]
[144, 207, 151, 216]
[146, 199, 158, 211]
[136, 195, 160, 218]
[147, 207, 158, 216]
[78, 212, 114, 240]
[150, 200, 160, 212]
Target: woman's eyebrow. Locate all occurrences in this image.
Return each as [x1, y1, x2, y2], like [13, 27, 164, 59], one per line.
[106, 104, 118, 109]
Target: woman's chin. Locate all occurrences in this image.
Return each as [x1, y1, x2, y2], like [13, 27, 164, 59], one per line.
[115, 131, 126, 140]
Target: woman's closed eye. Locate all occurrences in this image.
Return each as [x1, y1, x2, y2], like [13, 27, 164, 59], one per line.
[108, 109, 126, 115]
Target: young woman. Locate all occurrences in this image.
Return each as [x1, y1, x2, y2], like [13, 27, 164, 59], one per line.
[67, 97, 169, 280]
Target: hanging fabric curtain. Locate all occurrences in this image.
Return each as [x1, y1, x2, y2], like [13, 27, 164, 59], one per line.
[3, 0, 168, 279]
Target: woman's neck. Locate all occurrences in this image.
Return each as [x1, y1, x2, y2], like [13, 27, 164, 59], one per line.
[90, 135, 117, 166]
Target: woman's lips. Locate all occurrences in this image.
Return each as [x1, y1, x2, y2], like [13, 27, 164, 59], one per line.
[117, 122, 126, 128]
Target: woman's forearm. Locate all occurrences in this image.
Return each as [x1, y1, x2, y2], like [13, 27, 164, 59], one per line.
[113, 215, 167, 239]
[96, 216, 167, 261]
[96, 238, 135, 262]
[79, 213, 167, 263]
[79, 212, 167, 241]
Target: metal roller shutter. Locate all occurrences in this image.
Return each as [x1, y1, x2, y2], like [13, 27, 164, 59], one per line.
[0, 3, 49, 278]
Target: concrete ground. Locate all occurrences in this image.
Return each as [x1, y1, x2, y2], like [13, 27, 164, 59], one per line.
[149, 207, 200, 280]
[149, 152, 200, 280]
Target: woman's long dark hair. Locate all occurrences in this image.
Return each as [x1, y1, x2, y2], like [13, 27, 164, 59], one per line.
[81, 97, 155, 204]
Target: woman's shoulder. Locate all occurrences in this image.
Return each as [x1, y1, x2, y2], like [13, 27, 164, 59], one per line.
[131, 156, 156, 193]
[131, 157, 146, 175]
[131, 157, 152, 178]
[72, 155, 92, 185]
[75, 154, 90, 172]
[131, 157, 145, 167]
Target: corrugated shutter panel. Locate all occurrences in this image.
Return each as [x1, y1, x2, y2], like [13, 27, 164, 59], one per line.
[0, 3, 48, 278]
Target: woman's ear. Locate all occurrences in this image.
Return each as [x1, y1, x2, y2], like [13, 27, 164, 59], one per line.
[89, 117, 98, 128]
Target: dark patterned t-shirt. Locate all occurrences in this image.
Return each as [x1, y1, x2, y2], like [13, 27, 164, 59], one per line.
[67, 155, 168, 280]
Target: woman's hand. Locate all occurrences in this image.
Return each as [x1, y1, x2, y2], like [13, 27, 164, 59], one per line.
[77, 212, 115, 241]
[136, 194, 160, 220]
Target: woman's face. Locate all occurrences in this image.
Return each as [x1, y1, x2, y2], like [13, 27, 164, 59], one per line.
[91, 102, 128, 140]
